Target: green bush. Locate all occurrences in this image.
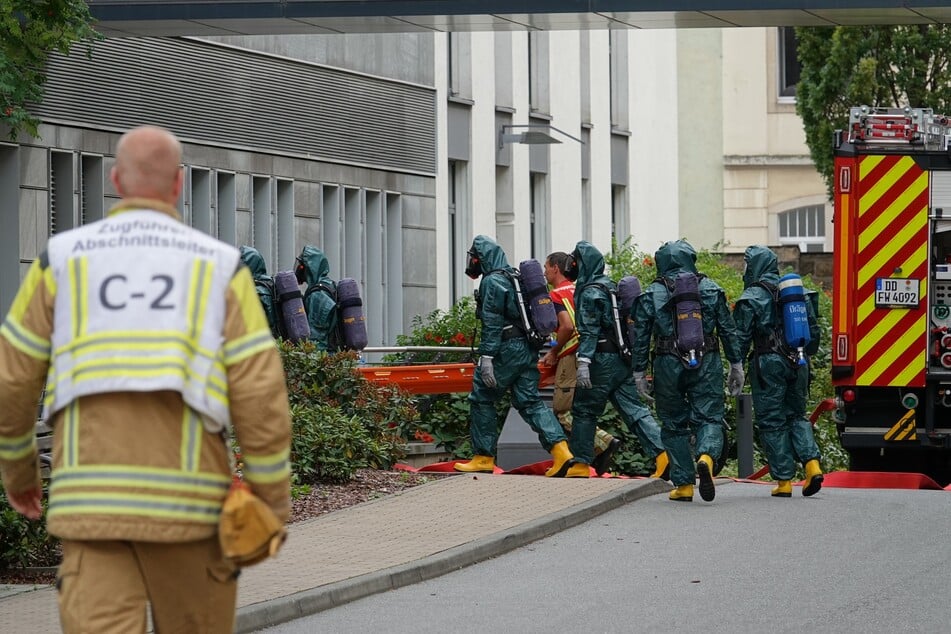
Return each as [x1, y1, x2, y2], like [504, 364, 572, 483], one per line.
[0, 482, 59, 571]
[279, 341, 418, 483]
[389, 296, 480, 364]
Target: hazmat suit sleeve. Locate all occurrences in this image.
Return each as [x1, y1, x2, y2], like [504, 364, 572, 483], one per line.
[477, 273, 509, 358]
[732, 294, 757, 362]
[574, 284, 606, 361]
[631, 288, 657, 373]
[713, 288, 743, 364]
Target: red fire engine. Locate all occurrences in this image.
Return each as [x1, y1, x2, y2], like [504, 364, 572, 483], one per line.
[833, 105, 951, 481]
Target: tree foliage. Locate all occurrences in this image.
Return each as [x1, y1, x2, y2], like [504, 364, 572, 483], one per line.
[0, 0, 101, 139]
[795, 25, 951, 197]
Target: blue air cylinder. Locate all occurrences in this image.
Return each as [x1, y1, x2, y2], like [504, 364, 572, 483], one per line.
[673, 272, 704, 368]
[616, 276, 643, 349]
[274, 270, 310, 342]
[518, 259, 558, 339]
[777, 273, 811, 365]
[336, 277, 368, 351]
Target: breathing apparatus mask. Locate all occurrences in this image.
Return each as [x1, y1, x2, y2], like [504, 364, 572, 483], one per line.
[564, 252, 580, 282]
[294, 257, 306, 285]
[465, 249, 482, 279]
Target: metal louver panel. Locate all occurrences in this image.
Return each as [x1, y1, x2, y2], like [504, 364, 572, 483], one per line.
[35, 38, 436, 175]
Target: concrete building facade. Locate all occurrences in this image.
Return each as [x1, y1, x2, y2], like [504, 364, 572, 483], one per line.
[1, 26, 827, 340]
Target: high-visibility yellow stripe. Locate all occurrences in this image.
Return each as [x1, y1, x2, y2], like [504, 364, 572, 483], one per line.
[68, 257, 89, 338]
[884, 410, 917, 441]
[858, 154, 885, 180]
[857, 209, 927, 288]
[893, 353, 926, 390]
[837, 192, 850, 333]
[0, 318, 51, 360]
[51, 465, 228, 497]
[5, 260, 45, 324]
[856, 314, 926, 384]
[858, 156, 914, 216]
[243, 447, 291, 484]
[222, 331, 276, 365]
[0, 429, 37, 460]
[48, 491, 222, 523]
[856, 244, 927, 323]
[857, 177, 927, 251]
[181, 408, 203, 473]
[66, 402, 79, 467]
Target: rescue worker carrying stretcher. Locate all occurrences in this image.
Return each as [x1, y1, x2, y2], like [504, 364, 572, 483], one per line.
[559, 241, 668, 478]
[454, 235, 575, 476]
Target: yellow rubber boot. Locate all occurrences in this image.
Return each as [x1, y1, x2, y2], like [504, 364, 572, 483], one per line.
[650, 451, 670, 479]
[696, 454, 716, 501]
[545, 441, 574, 477]
[771, 480, 792, 497]
[453, 455, 496, 473]
[802, 459, 824, 497]
[669, 484, 694, 502]
[565, 463, 591, 478]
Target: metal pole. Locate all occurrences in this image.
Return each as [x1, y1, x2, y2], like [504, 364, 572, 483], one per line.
[736, 393, 754, 478]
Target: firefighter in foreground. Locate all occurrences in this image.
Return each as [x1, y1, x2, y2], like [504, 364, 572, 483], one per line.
[297, 245, 339, 351]
[733, 245, 823, 497]
[0, 125, 291, 632]
[240, 245, 281, 339]
[558, 241, 669, 479]
[631, 239, 744, 502]
[454, 235, 574, 475]
[541, 251, 623, 476]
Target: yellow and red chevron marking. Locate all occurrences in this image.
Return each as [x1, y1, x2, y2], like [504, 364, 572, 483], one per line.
[853, 155, 928, 387]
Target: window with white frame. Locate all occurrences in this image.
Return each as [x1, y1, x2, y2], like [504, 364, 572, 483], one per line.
[779, 204, 825, 252]
[778, 27, 801, 100]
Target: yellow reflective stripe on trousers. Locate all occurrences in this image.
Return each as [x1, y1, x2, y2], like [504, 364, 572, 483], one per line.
[0, 428, 37, 460]
[50, 465, 229, 497]
[48, 491, 223, 524]
[181, 408, 203, 472]
[0, 317, 51, 360]
[68, 256, 88, 338]
[242, 447, 291, 485]
[560, 297, 580, 357]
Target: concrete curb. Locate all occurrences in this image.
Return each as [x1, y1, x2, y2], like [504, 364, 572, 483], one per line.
[235, 477, 669, 632]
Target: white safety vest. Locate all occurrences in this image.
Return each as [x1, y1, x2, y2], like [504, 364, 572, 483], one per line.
[42, 209, 240, 433]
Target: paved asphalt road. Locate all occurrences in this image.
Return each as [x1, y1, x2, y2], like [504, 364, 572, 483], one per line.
[260, 481, 951, 634]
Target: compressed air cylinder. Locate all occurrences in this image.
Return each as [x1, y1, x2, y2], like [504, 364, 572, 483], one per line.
[617, 275, 643, 348]
[274, 270, 310, 342]
[336, 277, 368, 351]
[518, 259, 558, 338]
[673, 272, 704, 368]
[777, 273, 811, 365]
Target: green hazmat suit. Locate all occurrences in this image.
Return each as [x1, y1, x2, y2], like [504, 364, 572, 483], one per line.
[466, 235, 567, 456]
[239, 245, 281, 340]
[631, 239, 742, 487]
[298, 245, 339, 352]
[733, 245, 821, 481]
[568, 241, 665, 465]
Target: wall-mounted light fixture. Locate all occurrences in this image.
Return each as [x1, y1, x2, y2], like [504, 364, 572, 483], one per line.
[497, 124, 584, 149]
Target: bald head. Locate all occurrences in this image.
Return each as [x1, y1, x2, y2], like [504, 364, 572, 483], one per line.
[110, 126, 183, 205]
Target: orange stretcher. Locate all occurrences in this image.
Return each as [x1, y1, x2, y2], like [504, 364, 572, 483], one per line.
[358, 361, 556, 395]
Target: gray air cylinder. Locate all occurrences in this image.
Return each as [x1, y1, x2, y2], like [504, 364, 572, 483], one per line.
[336, 277, 368, 351]
[274, 270, 310, 342]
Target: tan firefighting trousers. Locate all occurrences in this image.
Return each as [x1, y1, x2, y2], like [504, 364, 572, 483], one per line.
[552, 354, 614, 453]
[56, 537, 238, 633]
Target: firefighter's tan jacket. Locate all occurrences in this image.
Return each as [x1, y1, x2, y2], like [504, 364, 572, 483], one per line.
[0, 199, 291, 543]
